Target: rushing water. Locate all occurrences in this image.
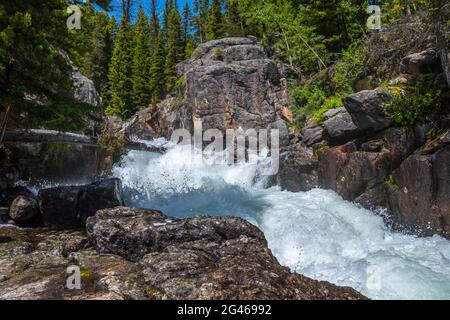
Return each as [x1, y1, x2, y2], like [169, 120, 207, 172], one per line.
[112, 143, 450, 300]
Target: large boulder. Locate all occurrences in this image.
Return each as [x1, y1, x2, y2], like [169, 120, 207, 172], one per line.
[85, 207, 365, 300]
[78, 179, 124, 225]
[0, 185, 34, 208]
[344, 88, 392, 132]
[86, 207, 263, 262]
[38, 186, 82, 229]
[278, 143, 318, 192]
[323, 108, 363, 145]
[38, 178, 124, 229]
[8, 195, 39, 226]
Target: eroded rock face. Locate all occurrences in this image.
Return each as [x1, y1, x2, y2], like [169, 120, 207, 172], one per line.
[0, 208, 366, 300]
[387, 132, 450, 237]
[180, 38, 290, 146]
[344, 88, 392, 132]
[124, 38, 292, 146]
[318, 127, 416, 201]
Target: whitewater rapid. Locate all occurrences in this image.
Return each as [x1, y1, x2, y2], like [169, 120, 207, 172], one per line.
[112, 143, 450, 300]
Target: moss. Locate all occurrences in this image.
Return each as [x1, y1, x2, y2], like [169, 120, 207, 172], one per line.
[313, 143, 329, 160]
[80, 268, 94, 280]
[214, 48, 224, 61]
[143, 285, 168, 300]
[384, 174, 396, 188]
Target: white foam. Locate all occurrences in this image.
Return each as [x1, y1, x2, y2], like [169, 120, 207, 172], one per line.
[112, 141, 450, 300]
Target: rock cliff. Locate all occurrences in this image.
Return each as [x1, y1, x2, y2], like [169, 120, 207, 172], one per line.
[124, 37, 294, 146]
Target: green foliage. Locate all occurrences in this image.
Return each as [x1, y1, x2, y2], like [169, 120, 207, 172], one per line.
[207, 0, 225, 40]
[311, 94, 346, 124]
[0, 0, 78, 127]
[150, 32, 166, 101]
[383, 75, 442, 126]
[165, 8, 185, 94]
[385, 174, 396, 188]
[332, 43, 367, 93]
[214, 48, 224, 61]
[291, 43, 366, 127]
[107, 19, 134, 118]
[131, 6, 152, 109]
[382, 0, 436, 24]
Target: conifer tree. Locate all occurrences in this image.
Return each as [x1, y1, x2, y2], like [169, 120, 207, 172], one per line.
[150, 32, 166, 100]
[206, 0, 224, 40]
[193, 0, 209, 43]
[131, 6, 152, 109]
[164, 8, 184, 93]
[106, 18, 134, 118]
[225, 1, 244, 37]
[182, 2, 191, 49]
[149, 0, 160, 44]
[84, 12, 116, 105]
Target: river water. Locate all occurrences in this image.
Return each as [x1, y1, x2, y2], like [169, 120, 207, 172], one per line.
[112, 143, 450, 300]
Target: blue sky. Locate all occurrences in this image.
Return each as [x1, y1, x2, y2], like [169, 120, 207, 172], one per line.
[106, 0, 194, 22]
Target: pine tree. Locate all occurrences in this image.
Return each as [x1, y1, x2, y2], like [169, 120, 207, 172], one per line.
[206, 0, 224, 40]
[84, 12, 116, 105]
[106, 18, 134, 118]
[162, 0, 176, 40]
[164, 8, 184, 93]
[225, 0, 244, 37]
[185, 36, 195, 59]
[149, 0, 160, 43]
[150, 32, 166, 100]
[192, 0, 209, 43]
[182, 2, 191, 49]
[131, 6, 152, 109]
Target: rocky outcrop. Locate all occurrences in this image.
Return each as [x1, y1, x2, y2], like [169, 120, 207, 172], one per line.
[0, 207, 366, 300]
[125, 37, 292, 146]
[0, 141, 111, 185]
[318, 126, 416, 201]
[37, 179, 124, 229]
[85, 206, 364, 300]
[387, 131, 450, 237]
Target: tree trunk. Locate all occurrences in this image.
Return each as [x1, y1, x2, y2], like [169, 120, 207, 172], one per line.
[435, 4, 450, 88]
[0, 105, 11, 146]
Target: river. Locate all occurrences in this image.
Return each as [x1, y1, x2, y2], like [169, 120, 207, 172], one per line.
[111, 142, 450, 300]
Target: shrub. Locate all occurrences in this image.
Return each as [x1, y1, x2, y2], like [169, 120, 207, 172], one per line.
[97, 128, 126, 156]
[383, 74, 441, 126]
